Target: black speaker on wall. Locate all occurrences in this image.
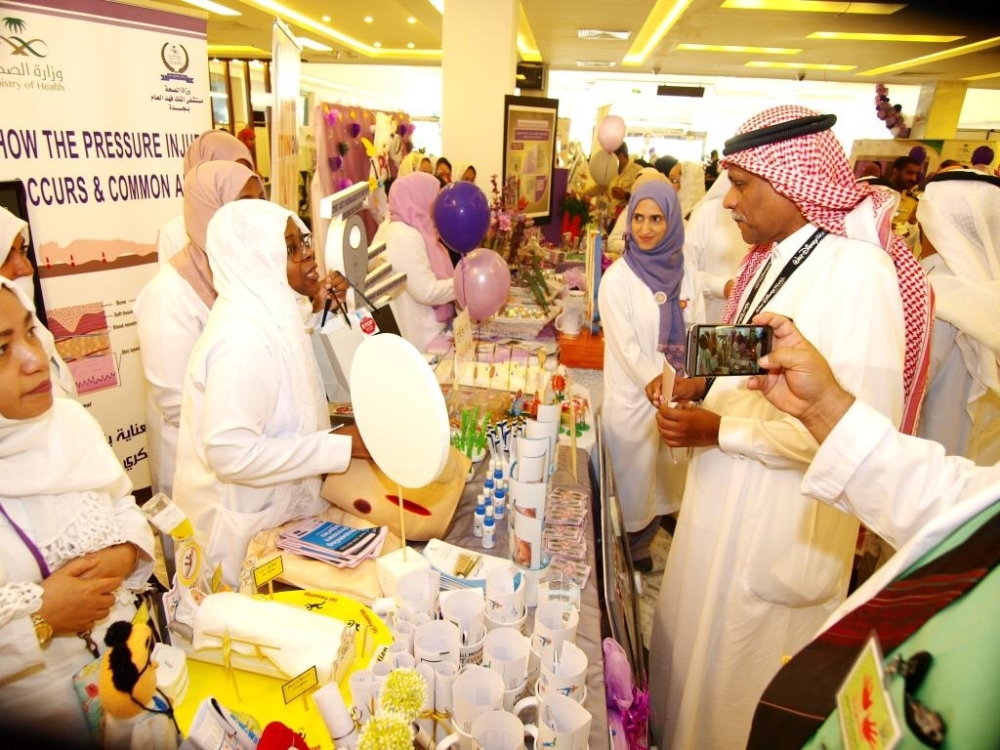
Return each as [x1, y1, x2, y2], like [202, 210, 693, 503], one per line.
[656, 85, 705, 98]
[516, 62, 546, 91]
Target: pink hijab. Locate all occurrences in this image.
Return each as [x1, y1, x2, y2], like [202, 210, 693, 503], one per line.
[388, 172, 454, 322]
[170, 161, 263, 307]
[183, 130, 253, 174]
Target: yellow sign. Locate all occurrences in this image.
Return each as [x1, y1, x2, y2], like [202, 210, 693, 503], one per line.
[281, 666, 319, 704]
[132, 599, 150, 625]
[211, 564, 223, 593]
[253, 556, 284, 589]
[836, 636, 901, 750]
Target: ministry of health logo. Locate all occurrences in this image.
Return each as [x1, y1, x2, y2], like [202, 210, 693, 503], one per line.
[160, 41, 194, 83]
[1, 16, 48, 57]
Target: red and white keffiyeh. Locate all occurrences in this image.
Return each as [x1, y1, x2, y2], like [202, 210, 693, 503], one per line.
[721, 104, 933, 434]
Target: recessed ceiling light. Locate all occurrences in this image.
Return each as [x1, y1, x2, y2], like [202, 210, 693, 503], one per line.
[678, 43, 800, 54]
[722, 0, 903, 13]
[578, 29, 631, 40]
[297, 37, 333, 52]
[321, 15, 330, 22]
[808, 31, 963, 43]
[179, 0, 240, 15]
[373, 41, 382, 48]
[745, 61, 855, 70]
[407, 16, 416, 24]
[407, 42, 415, 49]
[364, 16, 373, 23]
[576, 60, 617, 68]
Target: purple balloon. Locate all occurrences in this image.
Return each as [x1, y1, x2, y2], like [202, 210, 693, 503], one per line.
[453, 248, 511, 321]
[432, 181, 491, 254]
[336, 178, 353, 191]
[909, 147, 927, 164]
[972, 145, 995, 166]
[327, 155, 343, 171]
[349, 122, 362, 138]
[877, 110, 888, 121]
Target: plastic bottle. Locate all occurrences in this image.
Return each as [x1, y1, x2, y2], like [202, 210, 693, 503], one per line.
[493, 487, 506, 524]
[473, 493, 486, 538]
[493, 463, 505, 494]
[483, 475, 494, 504]
[482, 505, 496, 549]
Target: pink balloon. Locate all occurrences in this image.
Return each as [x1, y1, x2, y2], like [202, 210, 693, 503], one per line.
[453, 248, 511, 321]
[597, 115, 626, 153]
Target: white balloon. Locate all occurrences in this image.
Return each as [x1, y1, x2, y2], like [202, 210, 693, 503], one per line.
[588, 150, 618, 188]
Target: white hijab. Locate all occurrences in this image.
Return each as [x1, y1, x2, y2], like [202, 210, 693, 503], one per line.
[917, 171, 1000, 407]
[204, 200, 327, 434]
[0, 279, 125, 500]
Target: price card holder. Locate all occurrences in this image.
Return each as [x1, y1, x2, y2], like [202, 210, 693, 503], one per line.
[282, 666, 319, 710]
[253, 556, 284, 598]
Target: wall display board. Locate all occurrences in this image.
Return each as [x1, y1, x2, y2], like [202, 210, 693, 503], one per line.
[269, 18, 300, 212]
[0, 0, 210, 491]
[502, 95, 558, 222]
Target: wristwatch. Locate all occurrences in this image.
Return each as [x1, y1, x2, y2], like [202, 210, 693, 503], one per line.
[31, 613, 53, 647]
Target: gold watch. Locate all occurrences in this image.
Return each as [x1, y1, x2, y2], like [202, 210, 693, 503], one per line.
[31, 613, 53, 647]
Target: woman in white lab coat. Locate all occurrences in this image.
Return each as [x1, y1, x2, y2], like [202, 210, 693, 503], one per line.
[598, 180, 704, 568]
[172, 200, 363, 589]
[134, 161, 264, 499]
[0, 278, 154, 746]
[373, 171, 455, 352]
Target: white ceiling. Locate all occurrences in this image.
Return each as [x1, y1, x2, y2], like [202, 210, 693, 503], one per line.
[158, 0, 1000, 90]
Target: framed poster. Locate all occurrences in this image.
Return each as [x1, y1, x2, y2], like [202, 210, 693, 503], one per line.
[502, 95, 558, 222]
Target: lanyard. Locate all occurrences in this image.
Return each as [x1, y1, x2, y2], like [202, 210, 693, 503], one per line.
[0, 503, 51, 578]
[733, 228, 827, 325]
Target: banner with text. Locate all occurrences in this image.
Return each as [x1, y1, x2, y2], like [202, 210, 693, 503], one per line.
[0, 0, 210, 490]
[270, 18, 300, 212]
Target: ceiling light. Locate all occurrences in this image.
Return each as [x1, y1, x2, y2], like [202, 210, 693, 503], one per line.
[407, 16, 416, 24]
[808, 31, 963, 43]
[577, 60, 617, 68]
[963, 70, 1000, 81]
[208, 45, 267, 55]
[517, 3, 542, 62]
[623, 0, 696, 66]
[297, 37, 333, 52]
[179, 0, 241, 15]
[373, 41, 382, 48]
[426, 0, 444, 12]
[407, 42, 415, 49]
[578, 29, 631, 41]
[722, 0, 903, 13]
[364, 16, 373, 23]
[745, 61, 856, 70]
[322, 15, 330, 22]
[860, 35, 1000, 76]
[677, 43, 800, 54]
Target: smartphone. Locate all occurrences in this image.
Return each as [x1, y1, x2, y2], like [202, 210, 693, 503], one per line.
[685, 324, 774, 377]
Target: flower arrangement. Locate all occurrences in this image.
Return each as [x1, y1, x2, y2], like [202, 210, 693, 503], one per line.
[356, 667, 427, 750]
[484, 173, 531, 266]
[561, 191, 592, 244]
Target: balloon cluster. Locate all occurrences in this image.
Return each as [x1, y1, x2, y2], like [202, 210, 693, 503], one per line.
[588, 115, 626, 188]
[874, 84, 911, 138]
[432, 182, 512, 321]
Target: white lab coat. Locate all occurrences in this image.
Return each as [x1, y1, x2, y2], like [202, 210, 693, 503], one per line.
[598, 256, 704, 530]
[0, 399, 154, 745]
[375, 221, 455, 353]
[134, 263, 210, 499]
[156, 213, 187, 267]
[649, 226, 907, 749]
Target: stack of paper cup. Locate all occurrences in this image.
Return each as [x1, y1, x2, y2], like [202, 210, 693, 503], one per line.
[529, 601, 580, 684]
[483, 627, 532, 711]
[451, 666, 505, 735]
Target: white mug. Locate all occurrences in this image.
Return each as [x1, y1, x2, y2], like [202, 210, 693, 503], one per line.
[554, 309, 584, 337]
[514, 692, 591, 749]
[436, 710, 538, 750]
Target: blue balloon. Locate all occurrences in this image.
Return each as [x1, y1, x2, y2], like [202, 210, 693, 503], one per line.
[432, 181, 491, 255]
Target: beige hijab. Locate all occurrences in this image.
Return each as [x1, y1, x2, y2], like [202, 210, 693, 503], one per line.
[184, 129, 253, 173]
[170, 161, 263, 307]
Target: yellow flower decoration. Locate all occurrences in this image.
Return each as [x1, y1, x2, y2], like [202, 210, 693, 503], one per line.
[379, 668, 426, 723]
[358, 711, 412, 750]
[361, 137, 377, 158]
[368, 176, 378, 192]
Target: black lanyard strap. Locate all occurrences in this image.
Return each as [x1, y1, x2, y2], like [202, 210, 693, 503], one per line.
[734, 228, 827, 325]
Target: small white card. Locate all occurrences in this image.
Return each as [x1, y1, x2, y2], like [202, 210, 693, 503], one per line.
[836, 635, 901, 750]
[662, 360, 676, 405]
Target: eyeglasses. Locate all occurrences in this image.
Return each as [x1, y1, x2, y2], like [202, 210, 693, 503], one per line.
[287, 233, 313, 263]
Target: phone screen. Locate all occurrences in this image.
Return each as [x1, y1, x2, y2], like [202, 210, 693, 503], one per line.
[685, 324, 773, 377]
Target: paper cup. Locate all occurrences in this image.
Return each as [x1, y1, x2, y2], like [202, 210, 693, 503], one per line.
[485, 606, 528, 636]
[349, 669, 378, 723]
[485, 565, 527, 625]
[525, 418, 559, 474]
[519, 693, 591, 750]
[390, 620, 414, 655]
[535, 403, 561, 424]
[537, 641, 588, 703]
[414, 619, 461, 668]
[531, 601, 580, 653]
[389, 651, 416, 670]
[397, 569, 441, 618]
[513, 435, 548, 483]
[459, 634, 485, 668]
[441, 589, 486, 646]
[434, 724, 473, 750]
[451, 665, 505, 734]
[482, 627, 531, 690]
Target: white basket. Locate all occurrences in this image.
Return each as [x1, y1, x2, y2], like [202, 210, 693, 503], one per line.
[477, 304, 559, 339]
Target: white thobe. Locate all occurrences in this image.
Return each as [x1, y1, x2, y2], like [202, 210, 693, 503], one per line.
[682, 195, 747, 322]
[172, 313, 352, 588]
[649, 225, 907, 750]
[375, 222, 455, 353]
[134, 263, 210, 499]
[599, 257, 705, 530]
